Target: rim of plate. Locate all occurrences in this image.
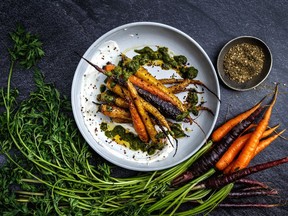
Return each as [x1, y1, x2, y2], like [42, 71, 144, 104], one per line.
[71, 21, 221, 171]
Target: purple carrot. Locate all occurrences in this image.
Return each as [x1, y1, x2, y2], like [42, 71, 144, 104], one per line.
[196, 157, 288, 190]
[227, 189, 278, 198]
[172, 106, 264, 186]
[216, 203, 282, 208]
[235, 178, 269, 189]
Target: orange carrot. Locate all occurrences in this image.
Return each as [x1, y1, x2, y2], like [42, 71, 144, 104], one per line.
[128, 100, 149, 143]
[211, 97, 265, 142]
[254, 129, 285, 155]
[103, 64, 116, 72]
[216, 124, 279, 171]
[230, 85, 279, 172]
[126, 80, 158, 143]
[224, 128, 284, 174]
[100, 104, 131, 120]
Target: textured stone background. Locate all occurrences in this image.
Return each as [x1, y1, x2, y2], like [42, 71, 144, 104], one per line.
[0, 1, 287, 215]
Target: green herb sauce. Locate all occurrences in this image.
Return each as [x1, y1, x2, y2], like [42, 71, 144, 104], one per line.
[100, 123, 163, 155]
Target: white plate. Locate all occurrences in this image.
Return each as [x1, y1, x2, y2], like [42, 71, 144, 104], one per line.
[71, 22, 220, 171]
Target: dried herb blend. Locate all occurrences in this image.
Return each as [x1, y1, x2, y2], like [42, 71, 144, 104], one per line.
[223, 43, 265, 83]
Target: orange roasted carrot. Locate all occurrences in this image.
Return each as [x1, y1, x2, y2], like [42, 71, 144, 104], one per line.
[211, 97, 265, 142]
[216, 124, 280, 171]
[128, 75, 178, 106]
[126, 80, 158, 143]
[103, 63, 115, 72]
[100, 104, 131, 120]
[230, 85, 279, 172]
[128, 100, 149, 143]
[134, 67, 187, 113]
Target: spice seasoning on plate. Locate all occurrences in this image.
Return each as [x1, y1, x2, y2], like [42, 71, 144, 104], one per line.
[223, 43, 265, 83]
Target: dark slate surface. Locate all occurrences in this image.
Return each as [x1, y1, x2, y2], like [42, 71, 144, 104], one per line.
[0, 0, 287, 215]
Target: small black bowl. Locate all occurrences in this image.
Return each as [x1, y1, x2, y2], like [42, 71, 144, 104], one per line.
[217, 36, 272, 91]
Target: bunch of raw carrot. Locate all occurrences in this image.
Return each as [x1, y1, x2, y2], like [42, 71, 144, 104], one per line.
[213, 84, 285, 174]
[172, 84, 286, 186]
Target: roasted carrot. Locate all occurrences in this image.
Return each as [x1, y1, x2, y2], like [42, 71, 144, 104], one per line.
[103, 63, 115, 72]
[140, 98, 171, 131]
[100, 104, 131, 120]
[168, 79, 190, 94]
[126, 80, 158, 143]
[127, 100, 149, 143]
[106, 78, 129, 99]
[172, 106, 264, 186]
[135, 85, 186, 121]
[134, 67, 188, 114]
[230, 85, 279, 172]
[216, 124, 280, 171]
[211, 97, 265, 142]
[129, 75, 178, 106]
[97, 92, 129, 108]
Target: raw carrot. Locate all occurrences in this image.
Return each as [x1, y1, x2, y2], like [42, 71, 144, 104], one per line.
[254, 129, 285, 155]
[230, 85, 279, 172]
[224, 129, 284, 174]
[211, 97, 265, 142]
[126, 80, 158, 143]
[172, 106, 264, 186]
[216, 124, 280, 171]
[197, 156, 288, 190]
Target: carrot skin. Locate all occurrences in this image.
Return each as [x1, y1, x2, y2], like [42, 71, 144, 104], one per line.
[202, 157, 288, 189]
[172, 106, 264, 186]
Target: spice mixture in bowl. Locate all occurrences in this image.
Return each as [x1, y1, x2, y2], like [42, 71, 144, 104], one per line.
[217, 36, 272, 91]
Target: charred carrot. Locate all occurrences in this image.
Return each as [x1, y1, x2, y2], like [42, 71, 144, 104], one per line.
[129, 75, 178, 106]
[97, 92, 129, 108]
[103, 63, 115, 72]
[126, 80, 158, 143]
[134, 67, 188, 113]
[110, 117, 132, 123]
[216, 125, 280, 171]
[100, 104, 131, 120]
[140, 98, 171, 131]
[172, 106, 264, 186]
[211, 97, 265, 142]
[135, 86, 187, 121]
[196, 157, 288, 190]
[168, 79, 190, 94]
[230, 85, 279, 172]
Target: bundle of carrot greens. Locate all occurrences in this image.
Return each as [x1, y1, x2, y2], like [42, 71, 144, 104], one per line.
[1, 25, 287, 216]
